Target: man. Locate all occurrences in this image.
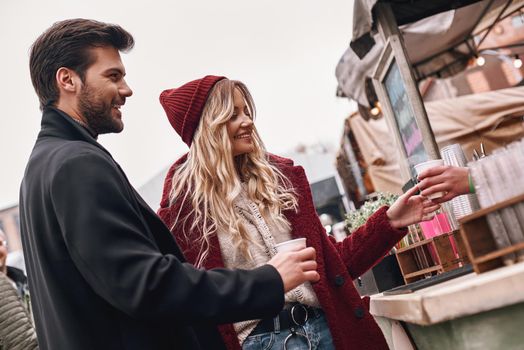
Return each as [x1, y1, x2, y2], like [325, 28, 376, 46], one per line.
[20, 19, 319, 350]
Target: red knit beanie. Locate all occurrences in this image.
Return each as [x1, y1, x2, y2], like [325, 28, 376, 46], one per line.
[159, 75, 226, 146]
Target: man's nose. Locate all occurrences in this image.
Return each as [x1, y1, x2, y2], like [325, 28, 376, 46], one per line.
[120, 80, 133, 97]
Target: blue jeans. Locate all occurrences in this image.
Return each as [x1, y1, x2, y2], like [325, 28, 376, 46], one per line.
[242, 309, 335, 350]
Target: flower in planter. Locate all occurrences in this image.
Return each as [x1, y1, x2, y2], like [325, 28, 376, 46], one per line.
[345, 192, 399, 233]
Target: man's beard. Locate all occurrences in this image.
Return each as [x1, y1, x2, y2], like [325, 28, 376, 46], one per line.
[78, 84, 123, 135]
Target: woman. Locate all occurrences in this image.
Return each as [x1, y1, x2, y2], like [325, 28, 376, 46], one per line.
[158, 75, 438, 350]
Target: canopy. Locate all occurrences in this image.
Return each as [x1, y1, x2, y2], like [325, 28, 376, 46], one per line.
[337, 0, 524, 107]
[351, 0, 483, 58]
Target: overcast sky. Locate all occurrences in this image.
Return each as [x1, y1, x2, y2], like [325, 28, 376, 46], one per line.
[0, 0, 356, 209]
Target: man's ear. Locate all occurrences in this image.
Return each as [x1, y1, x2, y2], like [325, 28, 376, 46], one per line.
[56, 67, 81, 93]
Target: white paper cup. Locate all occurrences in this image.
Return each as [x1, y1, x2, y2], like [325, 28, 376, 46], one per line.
[275, 238, 306, 253]
[414, 159, 445, 199]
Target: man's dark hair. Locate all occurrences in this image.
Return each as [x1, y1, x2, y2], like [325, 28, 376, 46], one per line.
[29, 18, 134, 110]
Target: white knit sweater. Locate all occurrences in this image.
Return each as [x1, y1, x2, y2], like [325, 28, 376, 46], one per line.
[216, 189, 320, 344]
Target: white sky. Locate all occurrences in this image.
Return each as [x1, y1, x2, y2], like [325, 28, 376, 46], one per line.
[0, 0, 356, 209]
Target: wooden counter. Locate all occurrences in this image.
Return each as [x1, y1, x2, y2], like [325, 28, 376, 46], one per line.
[370, 261, 524, 349]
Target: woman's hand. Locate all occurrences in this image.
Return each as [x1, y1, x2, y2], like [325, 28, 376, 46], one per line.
[386, 185, 441, 229]
[417, 165, 470, 203]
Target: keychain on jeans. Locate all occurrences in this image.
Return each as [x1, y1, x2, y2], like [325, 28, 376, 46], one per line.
[283, 326, 312, 350]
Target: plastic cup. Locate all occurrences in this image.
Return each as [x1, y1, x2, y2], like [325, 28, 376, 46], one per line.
[275, 238, 306, 253]
[414, 159, 445, 199]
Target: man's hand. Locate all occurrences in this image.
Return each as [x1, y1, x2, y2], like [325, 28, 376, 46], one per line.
[267, 247, 320, 292]
[417, 165, 470, 204]
[386, 185, 441, 229]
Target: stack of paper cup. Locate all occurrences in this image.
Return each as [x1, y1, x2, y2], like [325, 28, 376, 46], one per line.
[440, 144, 468, 168]
[468, 142, 524, 264]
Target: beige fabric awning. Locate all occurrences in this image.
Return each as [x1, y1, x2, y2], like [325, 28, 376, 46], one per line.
[344, 87, 524, 194]
[426, 86, 524, 159]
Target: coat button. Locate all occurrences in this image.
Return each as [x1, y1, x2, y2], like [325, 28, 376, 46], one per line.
[334, 275, 345, 287]
[354, 307, 365, 319]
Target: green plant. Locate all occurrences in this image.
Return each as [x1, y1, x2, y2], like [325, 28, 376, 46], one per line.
[345, 192, 399, 232]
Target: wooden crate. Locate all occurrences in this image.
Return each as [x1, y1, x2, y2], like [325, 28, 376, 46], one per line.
[434, 230, 470, 267]
[459, 193, 524, 273]
[395, 231, 468, 284]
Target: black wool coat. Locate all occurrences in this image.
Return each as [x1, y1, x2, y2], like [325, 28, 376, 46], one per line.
[19, 107, 284, 350]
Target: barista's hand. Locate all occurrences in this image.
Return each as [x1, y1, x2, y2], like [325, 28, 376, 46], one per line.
[418, 165, 470, 203]
[386, 185, 440, 228]
[267, 247, 319, 292]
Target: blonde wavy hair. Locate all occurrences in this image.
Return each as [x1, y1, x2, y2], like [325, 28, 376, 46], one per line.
[169, 79, 298, 267]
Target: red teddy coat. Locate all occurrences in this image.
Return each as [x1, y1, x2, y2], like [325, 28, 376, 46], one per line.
[158, 153, 407, 350]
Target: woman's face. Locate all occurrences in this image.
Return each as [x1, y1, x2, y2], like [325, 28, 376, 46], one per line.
[227, 88, 254, 157]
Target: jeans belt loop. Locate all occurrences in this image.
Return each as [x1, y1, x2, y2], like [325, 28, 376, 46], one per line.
[273, 315, 281, 334]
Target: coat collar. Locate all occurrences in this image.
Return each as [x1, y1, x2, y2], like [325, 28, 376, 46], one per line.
[38, 107, 112, 157]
